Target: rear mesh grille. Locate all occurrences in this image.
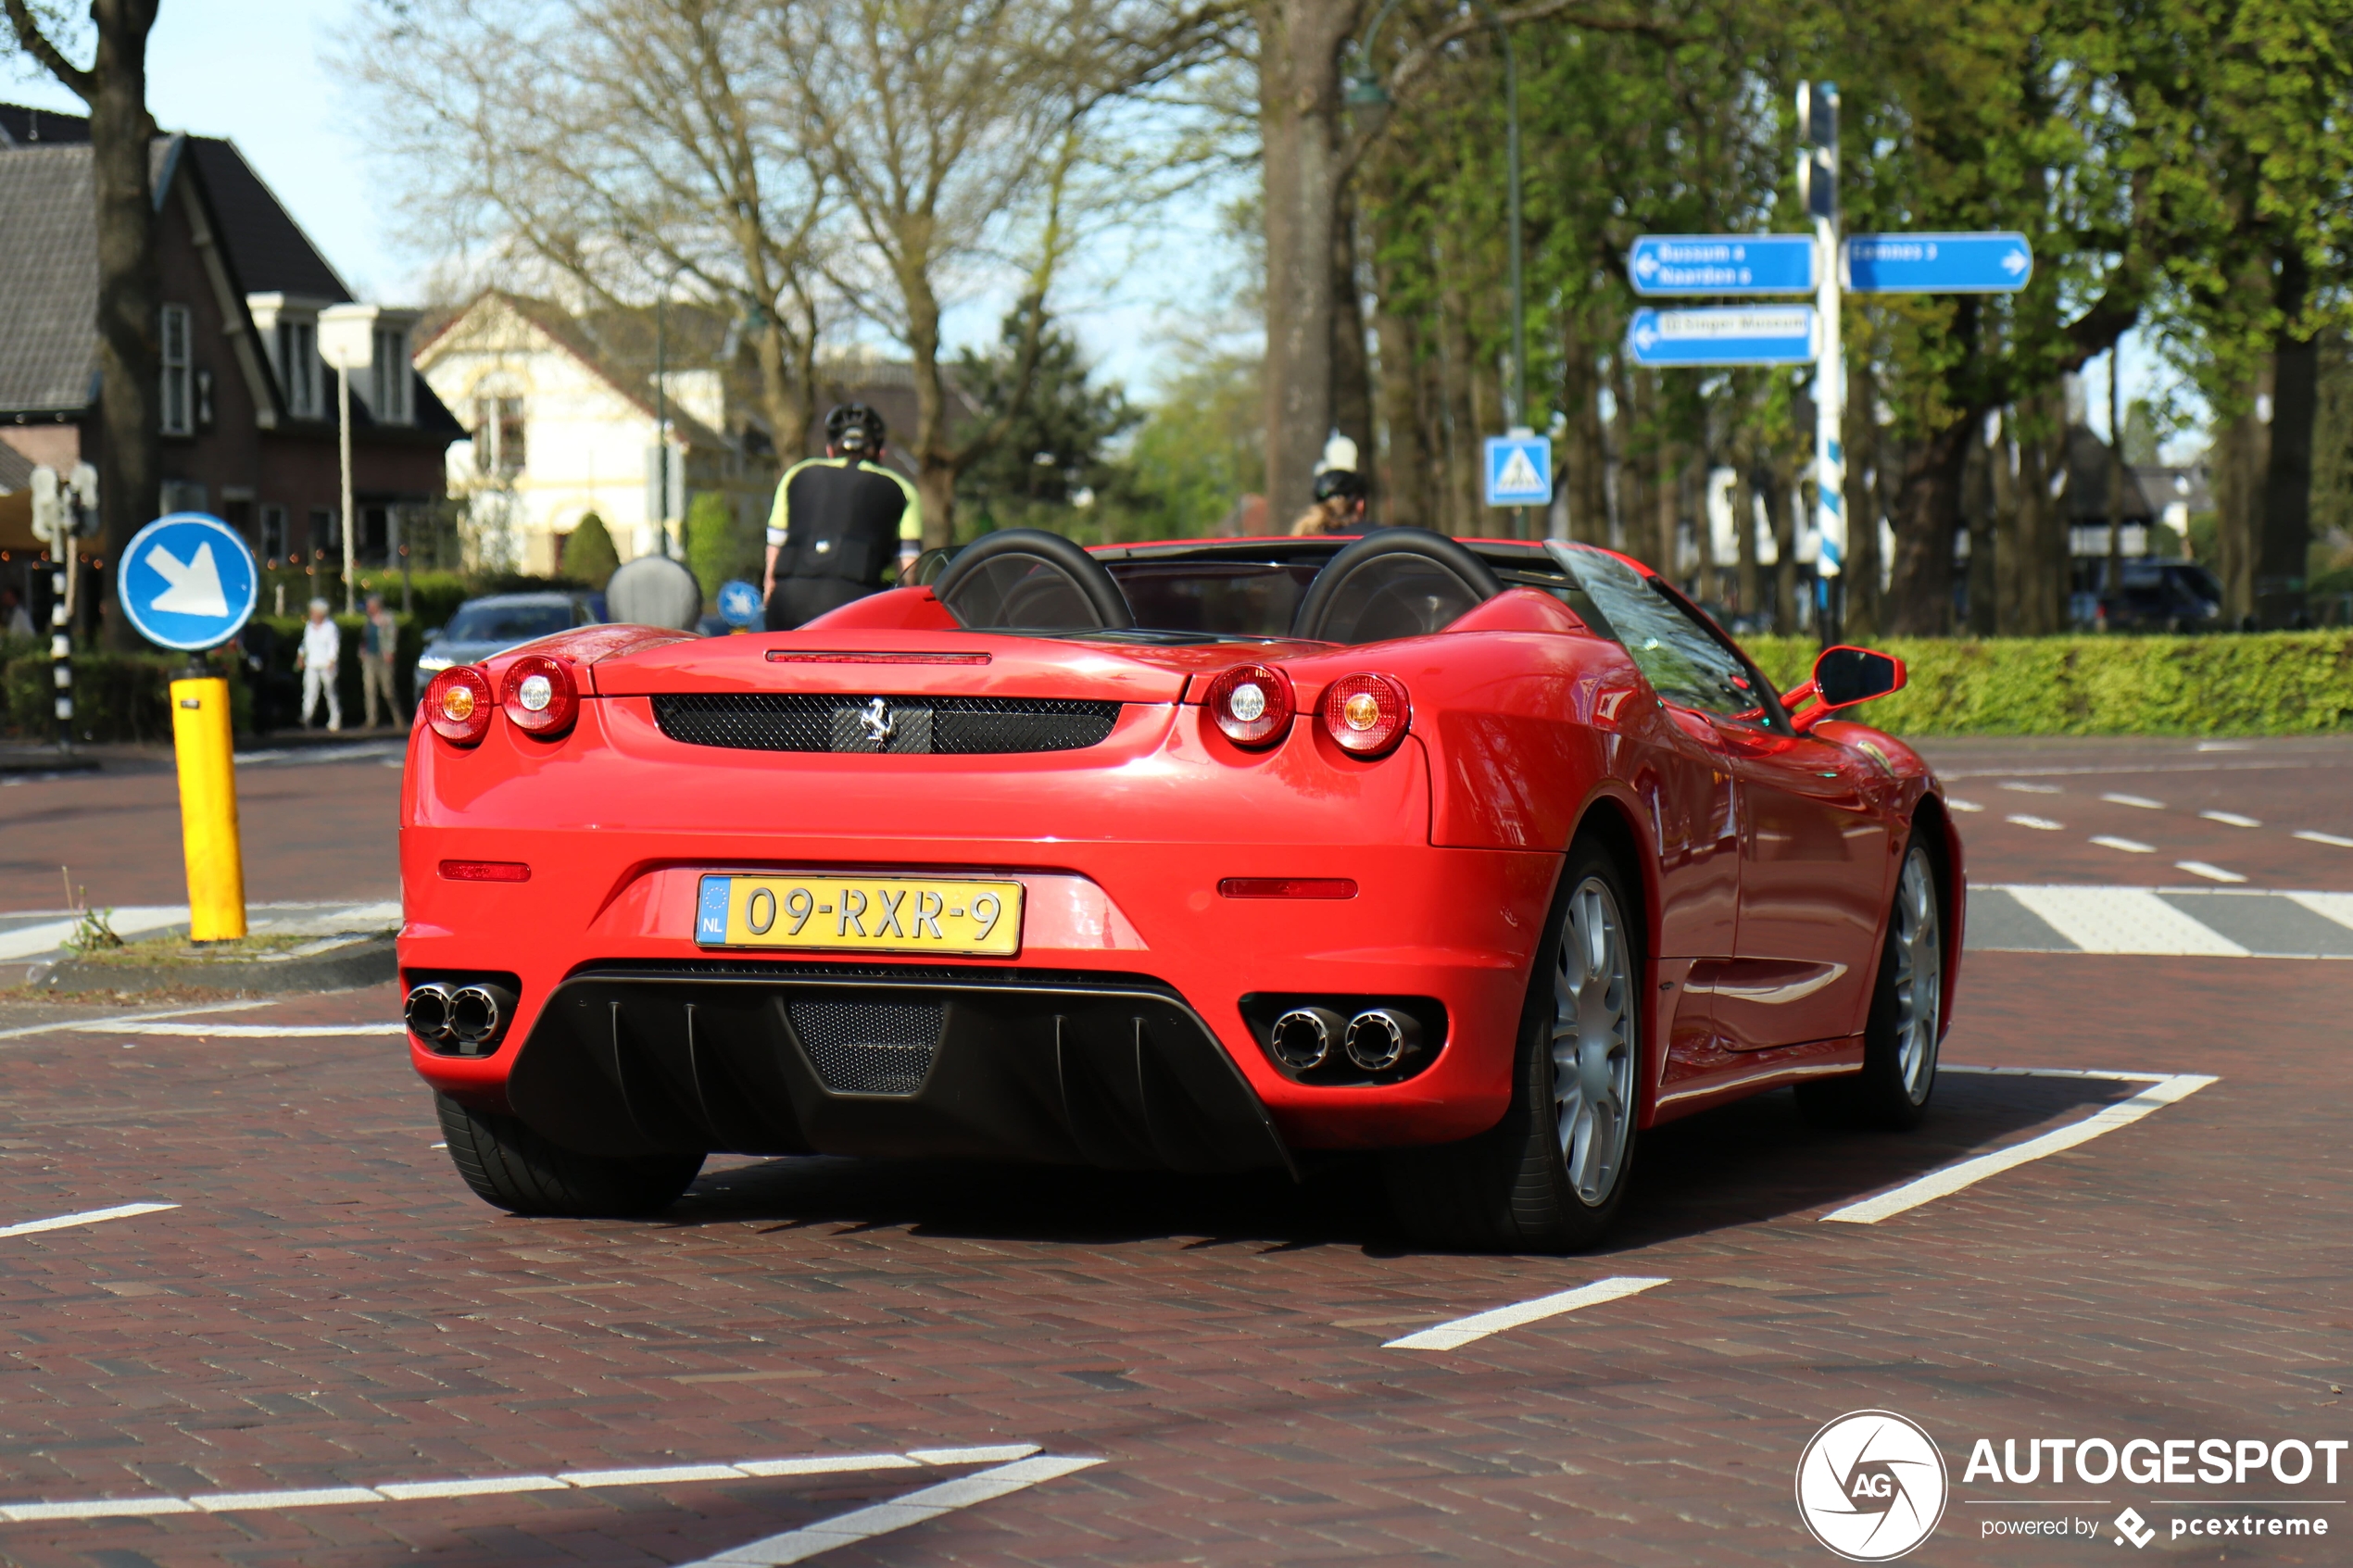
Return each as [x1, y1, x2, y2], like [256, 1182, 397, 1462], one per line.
[786, 999, 944, 1096]
[650, 694, 1120, 755]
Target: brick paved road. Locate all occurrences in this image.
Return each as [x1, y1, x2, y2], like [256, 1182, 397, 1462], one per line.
[0, 947, 2336, 1567]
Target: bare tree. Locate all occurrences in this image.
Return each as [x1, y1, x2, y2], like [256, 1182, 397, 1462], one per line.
[4, 0, 159, 650]
[354, 0, 830, 458]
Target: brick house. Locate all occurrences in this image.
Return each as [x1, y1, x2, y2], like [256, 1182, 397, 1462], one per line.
[0, 103, 459, 623]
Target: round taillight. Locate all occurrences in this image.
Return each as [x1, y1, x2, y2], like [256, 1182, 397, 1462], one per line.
[501, 654, 578, 736]
[425, 666, 494, 745]
[1204, 663, 1294, 748]
[1321, 672, 1410, 757]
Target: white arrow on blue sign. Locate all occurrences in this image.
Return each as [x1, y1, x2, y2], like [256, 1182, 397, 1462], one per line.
[1843, 232, 2032, 294]
[1629, 234, 1814, 296]
[1627, 307, 1818, 368]
[717, 579, 764, 628]
[1483, 433, 1554, 508]
[119, 512, 258, 652]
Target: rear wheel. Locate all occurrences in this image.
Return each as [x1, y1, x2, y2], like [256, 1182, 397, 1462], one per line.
[1384, 841, 1642, 1252]
[1797, 839, 1944, 1130]
[434, 1094, 704, 1218]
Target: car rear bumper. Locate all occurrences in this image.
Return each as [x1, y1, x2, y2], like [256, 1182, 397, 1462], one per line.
[484, 960, 1296, 1175]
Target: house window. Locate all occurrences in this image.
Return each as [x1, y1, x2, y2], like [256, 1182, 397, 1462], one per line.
[371, 328, 410, 424]
[474, 396, 525, 477]
[310, 506, 335, 556]
[277, 320, 320, 418]
[160, 304, 193, 436]
[259, 504, 289, 564]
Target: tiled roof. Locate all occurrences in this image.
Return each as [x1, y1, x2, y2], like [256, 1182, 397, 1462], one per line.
[0, 144, 98, 413]
[0, 442, 35, 492]
[0, 102, 90, 145]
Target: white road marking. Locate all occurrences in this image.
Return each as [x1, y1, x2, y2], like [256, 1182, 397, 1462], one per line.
[69, 1022, 406, 1038]
[2294, 829, 2353, 848]
[2006, 814, 2064, 831]
[2000, 781, 2062, 794]
[1822, 1072, 2217, 1223]
[1945, 797, 1984, 813]
[2089, 836, 2153, 854]
[2101, 793, 2165, 809]
[2287, 892, 2353, 932]
[0, 906, 189, 961]
[2199, 809, 2262, 828]
[681, 1455, 1101, 1568]
[1382, 1276, 1670, 1352]
[0, 1202, 177, 1242]
[2001, 886, 2250, 956]
[0, 1446, 1039, 1524]
[2175, 860, 2248, 884]
[0, 1002, 261, 1043]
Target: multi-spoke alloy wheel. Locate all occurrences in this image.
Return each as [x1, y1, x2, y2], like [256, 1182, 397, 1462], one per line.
[1798, 834, 1946, 1131]
[1554, 875, 1636, 1206]
[1381, 838, 1642, 1252]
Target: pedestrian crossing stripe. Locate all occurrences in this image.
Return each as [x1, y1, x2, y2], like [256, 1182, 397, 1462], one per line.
[1966, 884, 2353, 959]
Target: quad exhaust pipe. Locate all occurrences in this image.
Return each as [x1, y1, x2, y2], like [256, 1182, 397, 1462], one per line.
[1268, 1004, 1423, 1075]
[1342, 1008, 1419, 1073]
[1270, 1007, 1345, 1070]
[406, 980, 513, 1053]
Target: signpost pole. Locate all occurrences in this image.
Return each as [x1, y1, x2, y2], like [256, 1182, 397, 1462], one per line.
[338, 363, 358, 617]
[1802, 82, 1844, 647]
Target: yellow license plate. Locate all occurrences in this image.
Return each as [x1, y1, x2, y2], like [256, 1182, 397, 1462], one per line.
[696, 874, 1024, 957]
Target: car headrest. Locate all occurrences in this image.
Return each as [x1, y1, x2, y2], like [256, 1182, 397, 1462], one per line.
[931, 528, 1136, 632]
[1289, 528, 1505, 644]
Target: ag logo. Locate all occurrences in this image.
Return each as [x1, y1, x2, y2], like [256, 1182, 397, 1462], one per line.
[1795, 1410, 1949, 1561]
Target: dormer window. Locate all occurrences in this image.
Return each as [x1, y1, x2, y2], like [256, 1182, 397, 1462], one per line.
[371, 327, 411, 424]
[159, 303, 193, 435]
[277, 320, 321, 417]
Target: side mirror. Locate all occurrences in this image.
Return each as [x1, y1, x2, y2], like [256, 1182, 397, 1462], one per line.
[1788, 645, 1906, 732]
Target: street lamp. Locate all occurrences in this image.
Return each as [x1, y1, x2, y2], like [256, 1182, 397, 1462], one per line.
[1349, 0, 1526, 435]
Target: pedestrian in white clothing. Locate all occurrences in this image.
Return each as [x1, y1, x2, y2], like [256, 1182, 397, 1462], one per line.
[296, 596, 343, 732]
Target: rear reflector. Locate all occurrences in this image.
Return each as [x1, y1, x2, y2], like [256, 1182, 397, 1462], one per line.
[766, 650, 992, 665]
[1218, 877, 1358, 899]
[439, 860, 531, 883]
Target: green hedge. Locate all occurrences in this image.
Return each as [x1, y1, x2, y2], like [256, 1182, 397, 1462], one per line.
[1, 645, 252, 745]
[1741, 632, 2353, 736]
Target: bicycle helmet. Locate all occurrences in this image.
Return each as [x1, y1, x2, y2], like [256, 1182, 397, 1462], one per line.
[824, 402, 887, 455]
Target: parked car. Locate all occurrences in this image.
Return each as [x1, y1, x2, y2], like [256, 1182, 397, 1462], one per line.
[414, 592, 605, 692]
[401, 529, 1960, 1253]
[2095, 559, 2225, 633]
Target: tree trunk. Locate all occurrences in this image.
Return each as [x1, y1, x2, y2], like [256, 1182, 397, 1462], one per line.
[1964, 433, 1997, 635]
[1257, 0, 1357, 522]
[2261, 254, 2318, 627]
[1614, 359, 1648, 568]
[1655, 439, 1681, 592]
[1768, 458, 1797, 632]
[75, 0, 162, 651]
[1735, 452, 1760, 620]
[1561, 307, 1609, 544]
[1989, 411, 2022, 634]
[1883, 420, 1977, 634]
[1370, 264, 1427, 529]
[1330, 178, 1373, 482]
[1436, 270, 1478, 535]
[2214, 364, 2270, 626]
[1843, 372, 1882, 639]
[900, 271, 958, 548]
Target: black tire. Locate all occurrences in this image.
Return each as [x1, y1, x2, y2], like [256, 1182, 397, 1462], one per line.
[1383, 839, 1642, 1252]
[1796, 836, 1945, 1131]
[434, 1094, 705, 1218]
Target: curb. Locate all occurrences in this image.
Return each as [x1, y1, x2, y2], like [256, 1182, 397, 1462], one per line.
[39, 935, 398, 996]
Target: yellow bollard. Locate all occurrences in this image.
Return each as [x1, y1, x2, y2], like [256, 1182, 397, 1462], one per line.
[170, 672, 246, 941]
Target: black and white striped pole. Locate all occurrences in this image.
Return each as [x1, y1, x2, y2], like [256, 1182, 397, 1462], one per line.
[1798, 81, 1844, 647]
[28, 466, 72, 752]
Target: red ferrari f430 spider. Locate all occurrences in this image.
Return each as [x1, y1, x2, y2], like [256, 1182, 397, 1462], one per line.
[401, 528, 1963, 1251]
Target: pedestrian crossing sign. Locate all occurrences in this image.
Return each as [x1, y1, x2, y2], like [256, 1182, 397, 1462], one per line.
[1484, 433, 1554, 507]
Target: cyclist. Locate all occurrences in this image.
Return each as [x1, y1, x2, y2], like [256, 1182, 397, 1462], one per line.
[763, 403, 923, 630]
[1290, 466, 1370, 535]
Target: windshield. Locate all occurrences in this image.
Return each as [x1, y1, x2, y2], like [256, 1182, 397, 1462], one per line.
[443, 602, 573, 643]
[1104, 560, 1322, 638]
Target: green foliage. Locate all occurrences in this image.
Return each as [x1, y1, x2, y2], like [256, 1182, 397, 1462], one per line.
[684, 491, 755, 603]
[1107, 346, 1264, 540]
[1741, 632, 2353, 735]
[562, 512, 622, 589]
[0, 648, 250, 745]
[955, 307, 1141, 540]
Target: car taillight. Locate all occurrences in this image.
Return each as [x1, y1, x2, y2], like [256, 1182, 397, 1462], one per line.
[501, 654, 579, 737]
[424, 666, 494, 745]
[1321, 672, 1410, 756]
[1204, 663, 1294, 748]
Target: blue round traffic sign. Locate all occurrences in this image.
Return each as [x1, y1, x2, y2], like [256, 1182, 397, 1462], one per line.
[119, 512, 258, 651]
[717, 579, 764, 628]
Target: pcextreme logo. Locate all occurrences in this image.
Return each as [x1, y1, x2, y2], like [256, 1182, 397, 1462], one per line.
[1796, 1410, 1951, 1561]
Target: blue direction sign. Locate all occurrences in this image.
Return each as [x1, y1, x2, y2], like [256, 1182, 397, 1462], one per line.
[717, 579, 764, 628]
[1629, 234, 1814, 295]
[1483, 433, 1554, 507]
[1627, 307, 1817, 368]
[1844, 232, 2032, 294]
[120, 512, 258, 651]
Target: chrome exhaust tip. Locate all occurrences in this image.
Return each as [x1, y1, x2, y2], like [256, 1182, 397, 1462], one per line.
[448, 985, 501, 1047]
[1269, 1007, 1345, 1071]
[1344, 1008, 1418, 1073]
[404, 983, 456, 1042]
